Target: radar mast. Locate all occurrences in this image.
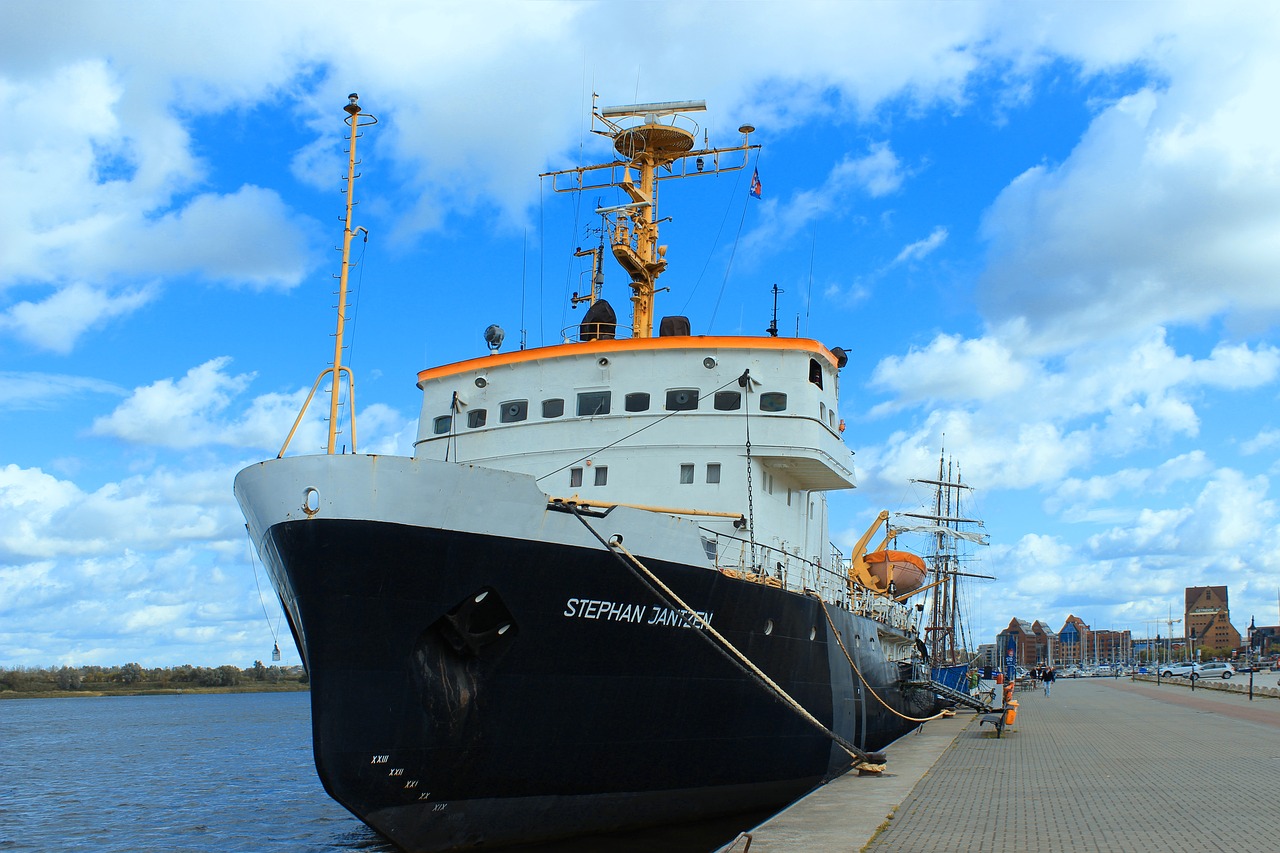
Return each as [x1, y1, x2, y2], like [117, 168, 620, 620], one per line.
[542, 97, 758, 338]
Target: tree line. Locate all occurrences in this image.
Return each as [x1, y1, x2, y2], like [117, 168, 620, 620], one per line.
[0, 661, 308, 695]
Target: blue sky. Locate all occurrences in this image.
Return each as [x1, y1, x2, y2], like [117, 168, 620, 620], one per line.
[4, 1, 1279, 667]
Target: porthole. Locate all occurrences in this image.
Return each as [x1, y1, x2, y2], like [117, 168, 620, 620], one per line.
[665, 389, 699, 411]
[764, 619, 774, 636]
[499, 400, 528, 423]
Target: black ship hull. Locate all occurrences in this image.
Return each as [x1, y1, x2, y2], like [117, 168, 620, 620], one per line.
[261, 515, 934, 851]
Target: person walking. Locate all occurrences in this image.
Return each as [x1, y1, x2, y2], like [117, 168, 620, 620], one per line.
[1043, 665, 1056, 697]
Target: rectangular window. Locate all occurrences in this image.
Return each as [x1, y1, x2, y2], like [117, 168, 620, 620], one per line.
[624, 392, 650, 412]
[570, 467, 583, 488]
[594, 466, 608, 486]
[432, 415, 452, 435]
[706, 463, 721, 484]
[680, 463, 694, 484]
[714, 391, 741, 411]
[542, 398, 565, 418]
[760, 392, 787, 412]
[665, 389, 699, 411]
[499, 400, 528, 423]
[467, 409, 487, 428]
[577, 391, 611, 416]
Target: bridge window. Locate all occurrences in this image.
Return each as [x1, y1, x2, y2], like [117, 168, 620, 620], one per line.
[625, 392, 650, 412]
[594, 466, 608, 486]
[542, 398, 565, 418]
[809, 358, 824, 389]
[665, 389, 699, 411]
[706, 463, 721, 484]
[577, 391, 611, 416]
[680, 464, 694, 484]
[714, 391, 741, 411]
[432, 415, 452, 435]
[467, 409, 487, 428]
[760, 392, 787, 412]
[500, 400, 528, 423]
[570, 467, 583, 487]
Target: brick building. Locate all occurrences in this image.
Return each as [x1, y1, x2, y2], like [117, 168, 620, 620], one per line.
[1185, 586, 1241, 654]
[998, 615, 1131, 667]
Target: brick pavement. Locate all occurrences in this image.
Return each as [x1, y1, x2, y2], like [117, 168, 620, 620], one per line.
[864, 678, 1280, 853]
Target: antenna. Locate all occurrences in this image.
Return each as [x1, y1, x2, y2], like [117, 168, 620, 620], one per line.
[766, 284, 783, 337]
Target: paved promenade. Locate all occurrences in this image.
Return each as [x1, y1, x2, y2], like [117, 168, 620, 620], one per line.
[736, 677, 1280, 852]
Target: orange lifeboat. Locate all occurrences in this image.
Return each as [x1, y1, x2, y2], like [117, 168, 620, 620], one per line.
[863, 549, 927, 595]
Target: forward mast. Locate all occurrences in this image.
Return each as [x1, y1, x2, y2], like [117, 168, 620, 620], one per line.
[280, 94, 379, 457]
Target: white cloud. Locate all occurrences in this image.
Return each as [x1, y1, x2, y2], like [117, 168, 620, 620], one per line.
[892, 226, 948, 266]
[739, 142, 907, 259]
[89, 357, 416, 455]
[869, 334, 1030, 411]
[978, 6, 1280, 350]
[1241, 428, 1280, 456]
[0, 282, 156, 354]
[0, 371, 126, 409]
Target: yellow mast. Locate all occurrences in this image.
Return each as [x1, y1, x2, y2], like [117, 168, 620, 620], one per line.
[542, 98, 758, 338]
[279, 94, 378, 457]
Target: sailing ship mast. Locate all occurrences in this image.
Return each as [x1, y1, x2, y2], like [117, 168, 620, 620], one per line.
[898, 449, 988, 664]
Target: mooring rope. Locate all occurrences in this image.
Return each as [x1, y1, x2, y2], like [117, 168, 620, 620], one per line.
[569, 506, 875, 766]
[817, 598, 949, 724]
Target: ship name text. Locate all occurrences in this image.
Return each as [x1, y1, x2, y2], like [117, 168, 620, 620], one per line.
[563, 598, 713, 629]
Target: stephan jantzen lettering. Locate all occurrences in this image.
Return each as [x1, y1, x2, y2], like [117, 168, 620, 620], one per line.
[563, 598, 713, 628]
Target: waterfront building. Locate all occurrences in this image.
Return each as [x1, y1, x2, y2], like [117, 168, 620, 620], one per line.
[1185, 586, 1241, 655]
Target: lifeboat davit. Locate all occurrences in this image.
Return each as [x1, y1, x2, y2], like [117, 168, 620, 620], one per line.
[864, 549, 927, 595]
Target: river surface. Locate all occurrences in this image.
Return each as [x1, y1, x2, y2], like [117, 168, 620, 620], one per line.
[0, 692, 392, 852]
[0, 691, 768, 852]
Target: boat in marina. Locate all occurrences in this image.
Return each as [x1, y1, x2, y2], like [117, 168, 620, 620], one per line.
[236, 94, 943, 852]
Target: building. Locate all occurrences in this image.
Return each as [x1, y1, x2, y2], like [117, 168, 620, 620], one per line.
[998, 615, 1131, 667]
[1185, 586, 1241, 655]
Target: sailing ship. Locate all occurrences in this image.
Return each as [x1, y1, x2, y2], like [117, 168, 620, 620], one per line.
[896, 451, 991, 691]
[235, 94, 943, 852]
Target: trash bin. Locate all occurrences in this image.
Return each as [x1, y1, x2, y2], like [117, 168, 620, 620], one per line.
[994, 671, 1004, 685]
[1005, 700, 1019, 726]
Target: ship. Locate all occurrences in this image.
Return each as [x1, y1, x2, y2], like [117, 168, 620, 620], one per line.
[896, 450, 992, 692]
[235, 94, 944, 852]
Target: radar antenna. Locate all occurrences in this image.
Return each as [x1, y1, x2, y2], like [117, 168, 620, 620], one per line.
[542, 97, 759, 338]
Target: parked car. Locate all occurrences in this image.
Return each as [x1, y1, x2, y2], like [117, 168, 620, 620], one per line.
[1194, 662, 1235, 680]
[1160, 662, 1235, 679]
[1160, 662, 1197, 678]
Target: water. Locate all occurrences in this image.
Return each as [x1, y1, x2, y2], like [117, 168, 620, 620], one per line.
[0, 692, 771, 852]
[0, 692, 392, 852]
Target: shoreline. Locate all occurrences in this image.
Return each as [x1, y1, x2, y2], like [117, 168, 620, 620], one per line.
[0, 682, 310, 701]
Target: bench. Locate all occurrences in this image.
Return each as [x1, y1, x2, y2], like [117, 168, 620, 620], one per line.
[979, 701, 1019, 738]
